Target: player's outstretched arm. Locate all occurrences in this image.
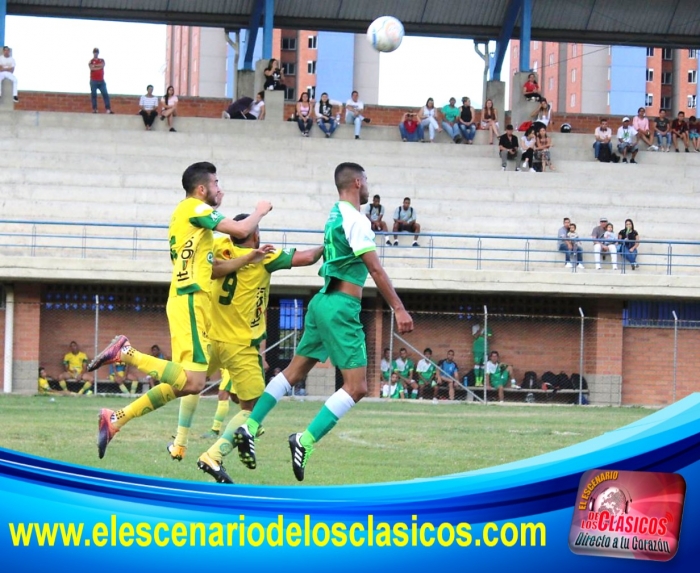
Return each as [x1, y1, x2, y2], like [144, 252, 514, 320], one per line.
[361, 250, 413, 334]
[291, 246, 324, 267]
[211, 245, 275, 279]
[215, 200, 273, 238]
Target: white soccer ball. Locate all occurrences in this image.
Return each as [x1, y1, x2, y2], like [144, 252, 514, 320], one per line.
[367, 16, 404, 53]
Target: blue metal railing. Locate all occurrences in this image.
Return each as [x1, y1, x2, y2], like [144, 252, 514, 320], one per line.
[1, 219, 699, 275]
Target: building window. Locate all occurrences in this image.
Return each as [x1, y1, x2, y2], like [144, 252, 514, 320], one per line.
[571, 68, 576, 83]
[307, 60, 316, 74]
[646, 47, 655, 57]
[548, 77, 554, 90]
[533, 61, 538, 72]
[689, 49, 697, 59]
[661, 72, 673, 85]
[662, 48, 673, 60]
[661, 96, 672, 110]
[646, 68, 654, 82]
[307, 86, 316, 99]
[308, 35, 317, 49]
[549, 54, 554, 65]
[607, 92, 610, 106]
[278, 299, 304, 359]
[281, 37, 297, 51]
[572, 44, 577, 57]
[281, 62, 296, 76]
[688, 95, 697, 109]
[533, 41, 539, 50]
[645, 93, 654, 107]
[284, 86, 296, 101]
[570, 93, 576, 108]
[624, 300, 700, 329]
[689, 70, 697, 84]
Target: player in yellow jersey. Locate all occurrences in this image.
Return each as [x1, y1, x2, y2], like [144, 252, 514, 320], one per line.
[166, 213, 323, 482]
[88, 161, 273, 459]
[199, 369, 236, 440]
[57, 341, 93, 394]
[38, 367, 71, 396]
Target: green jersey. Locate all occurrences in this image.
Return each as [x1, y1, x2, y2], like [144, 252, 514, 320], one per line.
[392, 357, 414, 379]
[385, 382, 404, 399]
[319, 201, 377, 293]
[415, 358, 436, 384]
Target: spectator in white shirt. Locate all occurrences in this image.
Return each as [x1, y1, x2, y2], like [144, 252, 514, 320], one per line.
[160, 85, 178, 132]
[315, 92, 341, 137]
[345, 90, 370, 139]
[249, 91, 266, 120]
[593, 118, 613, 160]
[392, 197, 421, 247]
[617, 117, 639, 164]
[633, 107, 656, 150]
[418, 97, 441, 142]
[364, 194, 389, 242]
[139, 85, 159, 131]
[0, 46, 19, 102]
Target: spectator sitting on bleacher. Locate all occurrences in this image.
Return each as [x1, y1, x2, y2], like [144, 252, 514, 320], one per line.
[633, 107, 656, 150]
[398, 111, 424, 143]
[441, 97, 463, 143]
[58, 341, 93, 395]
[415, 348, 437, 399]
[535, 126, 555, 171]
[379, 347, 392, 392]
[296, 92, 313, 137]
[523, 73, 542, 102]
[38, 366, 71, 396]
[557, 217, 572, 266]
[593, 118, 613, 161]
[689, 116, 700, 151]
[617, 117, 638, 164]
[480, 99, 500, 145]
[143, 344, 167, 388]
[671, 111, 691, 153]
[457, 97, 477, 144]
[0, 45, 19, 102]
[654, 109, 671, 152]
[345, 90, 371, 140]
[392, 197, 421, 247]
[315, 92, 339, 137]
[138, 85, 159, 131]
[520, 126, 536, 170]
[382, 372, 405, 399]
[160, 85, 178, 132]
[592, 217, 618, 270]
[249, 91, 265, 120]
[263, 58, 285, 91]
[436, 349, 459, 400]
[499, 124, 520, 171]
[485, 351, 517, 403]
[617, 218, 640, 270]
[88, 47, 112, 114]
[223, 96, 255, 120]
[531, 99, 551, 133]
[109, 361, 140, 395]
[566, 223, 584, 269]
[365, 194, 389, 239]
[418, 97, 441, 143]
[392, 347, 416, 398]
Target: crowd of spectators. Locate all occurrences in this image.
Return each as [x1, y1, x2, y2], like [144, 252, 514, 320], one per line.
[557, 217, 640, 271]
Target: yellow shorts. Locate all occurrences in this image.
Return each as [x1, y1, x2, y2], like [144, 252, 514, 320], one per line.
[167, 292, 211, 372]
[218, 369, 233, 393]
[207, 340, 265, 401]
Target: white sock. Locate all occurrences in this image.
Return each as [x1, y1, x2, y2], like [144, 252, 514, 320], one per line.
[324, 388, 356, 419]
[265, 372, 292, 401]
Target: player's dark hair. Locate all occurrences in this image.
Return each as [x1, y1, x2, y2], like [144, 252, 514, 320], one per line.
[399, 347, 407, 352]
[334, 162, 365, 192]
[70, 340, 77, 345]
[151, 345, 160, 352]
[182, 162, 217, 195]
[424, 348, 432, 354]
[39, 366, 45, 375]
[232, 213, 253, 245]
[383, 347, 390, 352]
[489, 350, 499, 358]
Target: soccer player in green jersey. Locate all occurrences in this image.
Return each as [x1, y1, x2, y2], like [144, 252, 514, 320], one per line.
[233, 162, 413, 481]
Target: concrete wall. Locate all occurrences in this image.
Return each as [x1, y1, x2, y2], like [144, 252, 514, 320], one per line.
[198, 27, 227, 98]
[353, 34, 380, 105]
[610, 46, 646, 115]
[581, 45, 610, 115]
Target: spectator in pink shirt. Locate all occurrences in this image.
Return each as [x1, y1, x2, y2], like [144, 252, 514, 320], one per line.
[632, 107, 657, 150]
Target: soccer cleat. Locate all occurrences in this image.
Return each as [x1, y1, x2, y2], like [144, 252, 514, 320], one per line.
[233, 425, 257, 469]
[201, 429, 220, 439]
[167, 442, 186, 461]
[197, 453, 234, 484]
[288, 433, 314, 482]
[88, 335, 129, 371]
[97, 408, 119, 459]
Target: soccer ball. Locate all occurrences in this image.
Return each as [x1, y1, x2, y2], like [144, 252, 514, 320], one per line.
[367, 16, 404, 53]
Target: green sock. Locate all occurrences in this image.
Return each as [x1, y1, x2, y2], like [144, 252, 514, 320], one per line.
[301, 405, 339, 447]
[174, 393, 200, 447]
[246, 392, 278, 436]
[207, 410, 251, 463]
[118, 383, 129, 395]
[130, 380, 139, 394]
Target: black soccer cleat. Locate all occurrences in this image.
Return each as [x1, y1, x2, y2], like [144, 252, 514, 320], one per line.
[288, 433, 314, 482]
[233, 425, 257, 469]
[197, 453, 234, 484]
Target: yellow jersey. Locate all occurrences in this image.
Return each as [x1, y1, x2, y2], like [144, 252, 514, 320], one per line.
[63, 351, 88, 374]
[210, 238, 295, 346]
[168, 196, 225, 297]
[38, 377, 51, 394]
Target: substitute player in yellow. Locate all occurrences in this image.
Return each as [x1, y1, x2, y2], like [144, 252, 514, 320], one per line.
[234, 162, 413, 481]
[58, 341, 93, 394]
[166, 213, 323, 482]
[88, 161, 273, 459]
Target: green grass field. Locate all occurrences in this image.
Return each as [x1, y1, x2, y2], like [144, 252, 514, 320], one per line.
[0, 395, 653, 486]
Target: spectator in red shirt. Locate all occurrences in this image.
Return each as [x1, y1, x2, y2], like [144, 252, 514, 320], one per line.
[89, 48, 113, 114]
[671, 111, 690, 152]
[523, 73, 542, 102]
[398, 111, 424, 142]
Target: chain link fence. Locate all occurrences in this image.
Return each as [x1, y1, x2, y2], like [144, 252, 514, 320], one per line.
[2, 300, 699, 406]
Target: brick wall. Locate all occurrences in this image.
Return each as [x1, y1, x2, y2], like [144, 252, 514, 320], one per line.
[15, 90, 625, 133]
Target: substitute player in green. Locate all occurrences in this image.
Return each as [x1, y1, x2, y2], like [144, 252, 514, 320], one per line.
[234, 162, 413, 481]
[415, 347, 437, 399]
[472, 325, 492, 386]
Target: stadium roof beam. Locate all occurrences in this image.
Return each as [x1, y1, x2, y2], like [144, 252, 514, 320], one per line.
[7, 0, 700, 50]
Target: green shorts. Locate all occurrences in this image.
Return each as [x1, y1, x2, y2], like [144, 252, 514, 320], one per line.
[473, 354, 484, 366]
[295, 291, 367, 370]
[489, 369, 509, 388]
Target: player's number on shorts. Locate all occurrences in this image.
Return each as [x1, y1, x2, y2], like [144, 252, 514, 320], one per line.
[219, 273, 238, 306]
